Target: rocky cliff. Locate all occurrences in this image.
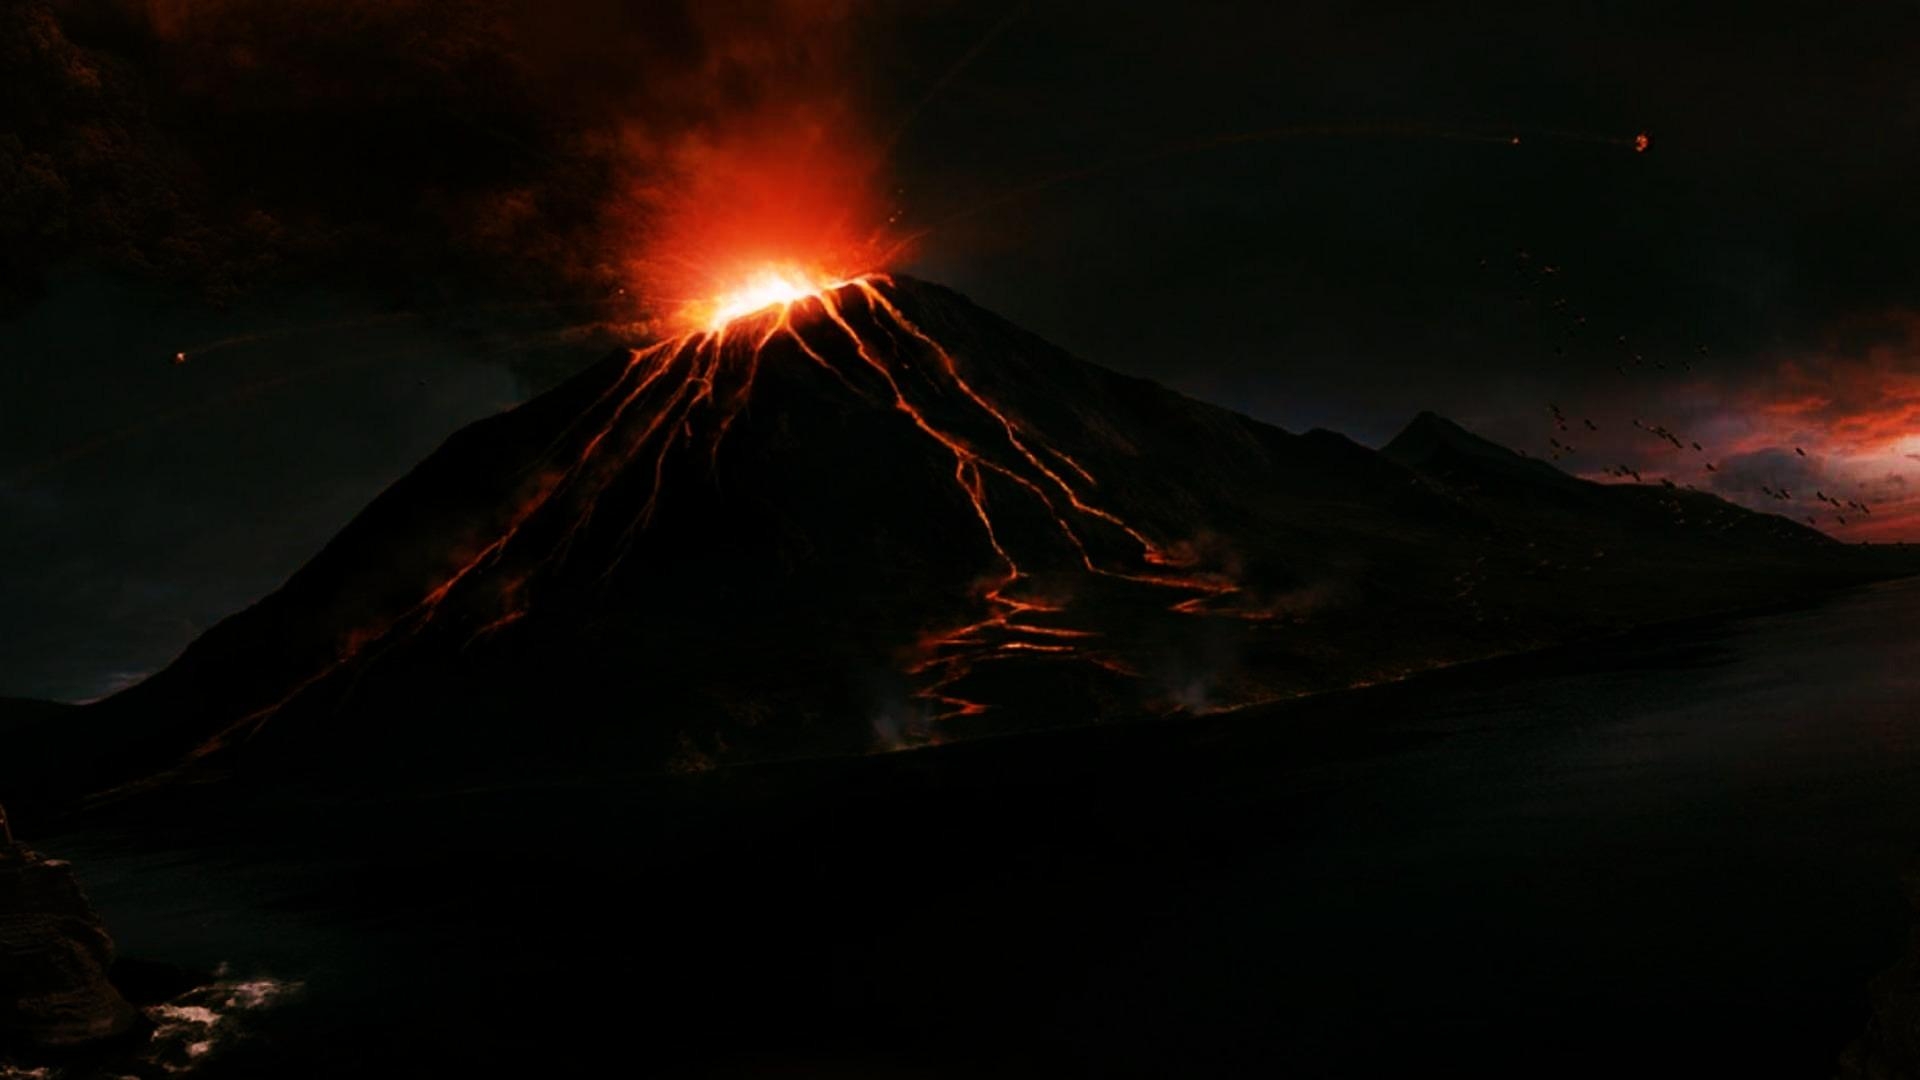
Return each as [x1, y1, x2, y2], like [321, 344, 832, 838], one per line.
[1841, 862, 1920, 1079]
[0, 824, 140, 1055]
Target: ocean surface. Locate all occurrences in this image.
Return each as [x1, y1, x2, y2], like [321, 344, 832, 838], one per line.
[38, 576, 1920, 1077]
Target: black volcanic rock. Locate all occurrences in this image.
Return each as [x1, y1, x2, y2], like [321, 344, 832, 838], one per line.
[3, 277, 1915, 809]
[0, 823, 140, 1053]
[1841, 863, 1920, 1079]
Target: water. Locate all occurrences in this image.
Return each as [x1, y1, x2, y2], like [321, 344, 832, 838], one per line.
[36, 577, 1920, 1077]
[1141, 577, 1920, 1075]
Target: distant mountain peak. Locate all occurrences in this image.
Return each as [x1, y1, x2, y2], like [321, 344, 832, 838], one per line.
[1382, 410, 1575, 485]
[1387, 410, 1513, 460]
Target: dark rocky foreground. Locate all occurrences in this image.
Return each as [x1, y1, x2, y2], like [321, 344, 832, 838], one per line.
[0, 815, 139, 1058]
[5, 578, 1920, 1077]
[4, 579, 1909, 1078]
[1842, 862, 1920, 1080]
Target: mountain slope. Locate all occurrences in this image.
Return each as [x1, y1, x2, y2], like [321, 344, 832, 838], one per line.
[1386, 410, 1833, 548]
[7, 277, 1914, 808]
[1385, 410, 1587, 491]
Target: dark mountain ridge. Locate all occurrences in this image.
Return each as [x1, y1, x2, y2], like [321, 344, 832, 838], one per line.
[5, 276, 1914, 813]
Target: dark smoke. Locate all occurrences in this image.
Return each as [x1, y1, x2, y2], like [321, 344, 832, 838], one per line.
[0, 0, 884, 316]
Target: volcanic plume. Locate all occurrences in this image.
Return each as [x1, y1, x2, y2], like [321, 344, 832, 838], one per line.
[1, 0, 905, 318]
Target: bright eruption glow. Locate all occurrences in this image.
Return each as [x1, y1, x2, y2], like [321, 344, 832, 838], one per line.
[691, 264, 850, 332]
[613, 104, 910, 336]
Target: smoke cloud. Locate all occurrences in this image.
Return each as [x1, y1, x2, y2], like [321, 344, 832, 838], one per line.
[2, 0, 899, 322]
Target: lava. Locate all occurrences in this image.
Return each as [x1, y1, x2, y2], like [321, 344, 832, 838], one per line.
[175, 272, 1253, 773]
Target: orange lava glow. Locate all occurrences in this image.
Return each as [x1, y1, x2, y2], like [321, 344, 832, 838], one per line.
[1578, 312, 1920, 542]
[617, 108, 911, 336]
[1720, 328, 1920, 540]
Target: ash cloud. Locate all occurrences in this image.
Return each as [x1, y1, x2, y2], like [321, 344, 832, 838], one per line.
[1, 0, 888, 316]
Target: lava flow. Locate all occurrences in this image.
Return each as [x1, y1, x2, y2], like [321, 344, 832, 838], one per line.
[177, 270, 1249, 770]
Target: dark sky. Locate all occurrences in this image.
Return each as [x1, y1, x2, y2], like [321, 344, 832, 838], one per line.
[4, 1, 1919, 700]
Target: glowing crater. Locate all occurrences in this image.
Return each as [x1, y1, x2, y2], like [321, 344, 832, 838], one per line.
[690, 265, 855, 332]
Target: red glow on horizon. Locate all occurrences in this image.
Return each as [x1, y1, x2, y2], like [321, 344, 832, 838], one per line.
[1576, 314, 1920, 542]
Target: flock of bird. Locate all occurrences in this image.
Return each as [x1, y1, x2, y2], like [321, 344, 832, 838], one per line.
[1492, 248, 1878, 533]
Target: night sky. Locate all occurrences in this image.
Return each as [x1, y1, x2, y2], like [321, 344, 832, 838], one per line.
[4, 0, 1918, 701]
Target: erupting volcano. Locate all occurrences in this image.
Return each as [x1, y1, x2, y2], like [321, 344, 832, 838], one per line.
[50, 272, 1276, 796]
[193, 269, 1250, 752]
[14, 272, 1913, 807]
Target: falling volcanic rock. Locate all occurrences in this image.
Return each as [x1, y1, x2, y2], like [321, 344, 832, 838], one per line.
[5, 276, 1916, 807]
[0, 831, 141, 1054]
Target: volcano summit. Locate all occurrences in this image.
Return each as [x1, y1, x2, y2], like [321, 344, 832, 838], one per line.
[7, 276, 1914, 809]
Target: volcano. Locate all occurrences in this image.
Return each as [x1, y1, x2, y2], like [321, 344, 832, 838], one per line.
[8, 276, 1915, 808]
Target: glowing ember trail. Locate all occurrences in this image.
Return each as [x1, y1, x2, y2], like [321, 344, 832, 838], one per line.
[172, 272, 1254, 772]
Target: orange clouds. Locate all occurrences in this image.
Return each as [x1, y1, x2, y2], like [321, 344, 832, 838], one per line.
[1720, 312, 1920, 540]
[1752, 317, 1920, 454]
